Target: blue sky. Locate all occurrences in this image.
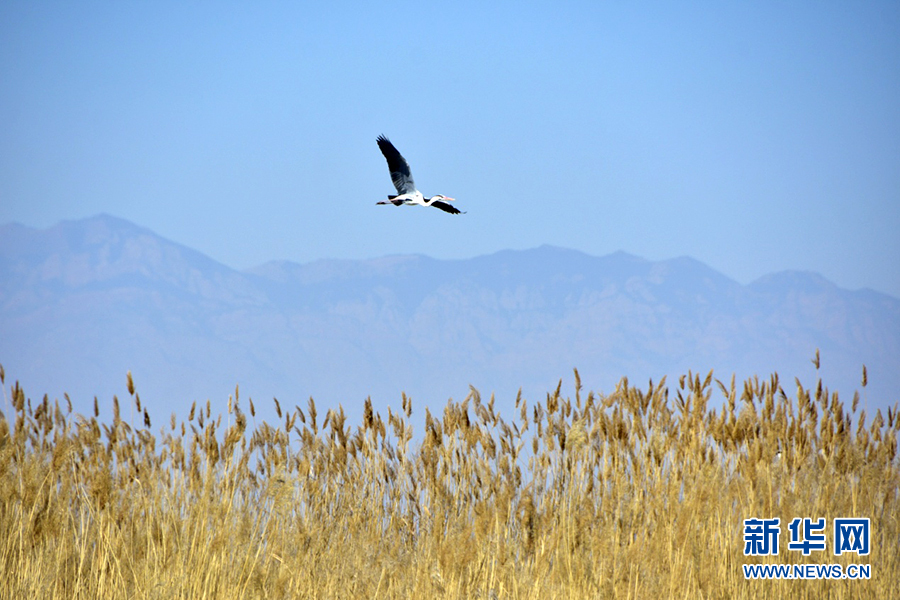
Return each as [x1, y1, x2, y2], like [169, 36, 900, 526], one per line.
[2, 1, 899, 297]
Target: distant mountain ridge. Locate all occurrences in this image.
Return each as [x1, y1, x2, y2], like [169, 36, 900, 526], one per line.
[1, 214, 896, 425]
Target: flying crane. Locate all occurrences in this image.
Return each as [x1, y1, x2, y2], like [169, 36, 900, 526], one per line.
[376, 135, 463, 214]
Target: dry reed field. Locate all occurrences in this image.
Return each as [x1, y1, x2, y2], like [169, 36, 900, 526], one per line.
[1, 361, 898, 599]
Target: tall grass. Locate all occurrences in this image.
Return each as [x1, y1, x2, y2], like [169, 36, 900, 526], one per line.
[1, 363, 897, 599]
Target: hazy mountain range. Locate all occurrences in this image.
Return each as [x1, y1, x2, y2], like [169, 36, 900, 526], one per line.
[1, 214, 897, 426]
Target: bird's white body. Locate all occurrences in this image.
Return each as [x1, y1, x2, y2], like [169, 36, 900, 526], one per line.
[383, 190, 425, 206]
[381, 190, 455, 208]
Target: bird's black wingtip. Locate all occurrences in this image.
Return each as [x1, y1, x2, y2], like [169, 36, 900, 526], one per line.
[376, 134, 390, 144]
[431, 200, 464, 214]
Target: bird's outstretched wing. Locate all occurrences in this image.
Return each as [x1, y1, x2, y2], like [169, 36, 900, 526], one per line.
[377, 135, 416, 195]
[431, 200, 464, 214]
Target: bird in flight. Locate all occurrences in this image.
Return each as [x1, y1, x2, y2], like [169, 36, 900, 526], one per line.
[376, 135, 463, 214]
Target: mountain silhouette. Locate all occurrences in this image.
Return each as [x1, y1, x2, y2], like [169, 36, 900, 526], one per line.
[1, 214, 896, 426]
